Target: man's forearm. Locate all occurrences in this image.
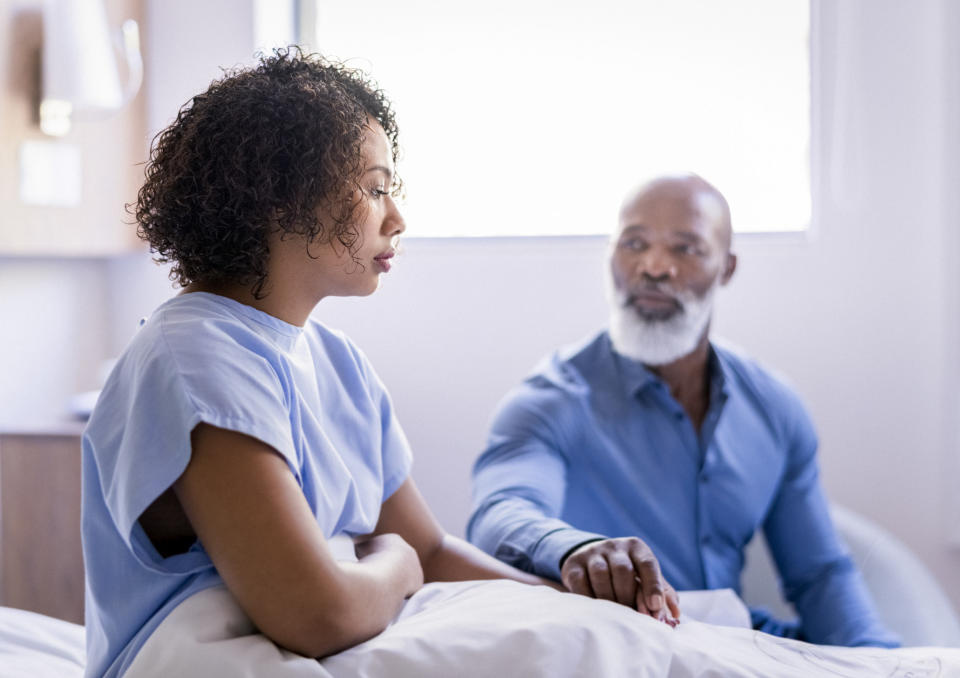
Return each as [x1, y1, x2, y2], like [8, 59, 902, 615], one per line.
[467, 496, 606, 580]
[790, 557, 899, 648]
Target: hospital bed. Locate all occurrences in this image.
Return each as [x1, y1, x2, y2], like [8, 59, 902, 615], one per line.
[1, 500, 957, 677]
[0, 605, 84, 677]
[3, 582, 959, 678]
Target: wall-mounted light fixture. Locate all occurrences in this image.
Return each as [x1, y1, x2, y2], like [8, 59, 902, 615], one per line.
[39, 0, 142, 137]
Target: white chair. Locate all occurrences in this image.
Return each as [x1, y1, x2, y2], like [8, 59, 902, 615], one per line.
[740, 504, 960, 647]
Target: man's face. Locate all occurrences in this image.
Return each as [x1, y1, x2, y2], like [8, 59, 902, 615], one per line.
[607, 180, 735, 365]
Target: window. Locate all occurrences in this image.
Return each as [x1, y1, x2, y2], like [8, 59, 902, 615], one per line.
[253, 0, 296, 55]
[306, 0, 810, 236]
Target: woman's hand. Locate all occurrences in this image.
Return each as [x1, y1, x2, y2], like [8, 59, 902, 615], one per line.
[354, 533, 424, 597]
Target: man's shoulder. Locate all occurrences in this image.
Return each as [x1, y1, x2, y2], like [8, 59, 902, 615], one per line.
[493, 331, 610, 419]
[488, 332, 610, 437]
[526, 330, 611, 392]
[712, 339, 811, 424]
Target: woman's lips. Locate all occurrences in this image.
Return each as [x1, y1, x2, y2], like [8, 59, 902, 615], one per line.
[373, 251, 395, 272]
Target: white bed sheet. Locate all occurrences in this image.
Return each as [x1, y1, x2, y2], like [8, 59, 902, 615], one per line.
[127, 580, 960, 678]
[0, 605, 85, 678]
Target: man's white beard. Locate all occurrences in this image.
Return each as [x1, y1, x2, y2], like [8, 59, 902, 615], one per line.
[606, 272, 718, 367]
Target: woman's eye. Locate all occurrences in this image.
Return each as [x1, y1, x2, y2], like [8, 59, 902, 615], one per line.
[369, 186, 387, 198]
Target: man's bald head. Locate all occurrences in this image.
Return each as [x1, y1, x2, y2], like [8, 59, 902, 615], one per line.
[607, 172, 737, 366]
[618, 173, 733, 252]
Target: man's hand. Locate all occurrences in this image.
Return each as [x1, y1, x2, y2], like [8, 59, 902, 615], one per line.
[560, 537, 681, 624]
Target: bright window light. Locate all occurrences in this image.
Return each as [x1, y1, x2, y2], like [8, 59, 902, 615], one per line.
[308, 1, 810, 236]
[254, 0, 296, 55]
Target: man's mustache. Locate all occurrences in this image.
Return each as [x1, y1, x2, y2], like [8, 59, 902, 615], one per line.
[623, 284, 683, 311]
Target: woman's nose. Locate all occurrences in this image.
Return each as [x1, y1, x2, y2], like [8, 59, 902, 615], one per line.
[384, 197, 406, 237]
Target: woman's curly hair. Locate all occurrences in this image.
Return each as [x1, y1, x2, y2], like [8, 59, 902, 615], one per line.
[135, 47, 400, 296]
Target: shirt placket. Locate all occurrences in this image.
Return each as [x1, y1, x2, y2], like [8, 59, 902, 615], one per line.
[694, 387, 728, 589]
[647, 383, 711, 587]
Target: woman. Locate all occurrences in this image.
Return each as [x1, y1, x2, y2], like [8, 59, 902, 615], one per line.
[81, 48, 678, 678]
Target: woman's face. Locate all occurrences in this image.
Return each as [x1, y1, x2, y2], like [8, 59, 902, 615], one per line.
[278, 121, 406, 301]
[342, 121, 406, 296]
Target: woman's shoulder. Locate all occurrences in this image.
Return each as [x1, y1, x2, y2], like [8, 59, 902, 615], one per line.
[158, 293, 300, 346]
[300, 319, 390, 403]
[302, 317, 370, 372]
[107, 294, 297, 403]
[88, 295, 302, 453]
[116, 293, 302, 376]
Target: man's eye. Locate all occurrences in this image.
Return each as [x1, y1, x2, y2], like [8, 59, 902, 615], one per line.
[620, 239, 646, 251]
[673, 243, 702, 256]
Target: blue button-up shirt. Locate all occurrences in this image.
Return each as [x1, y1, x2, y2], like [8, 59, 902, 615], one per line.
[468, 331, 897, 647]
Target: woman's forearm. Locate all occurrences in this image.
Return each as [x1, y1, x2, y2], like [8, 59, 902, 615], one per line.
[295, 534, 422, 658]
[422, 534, 562, 589]
[321, 561, 407, 645]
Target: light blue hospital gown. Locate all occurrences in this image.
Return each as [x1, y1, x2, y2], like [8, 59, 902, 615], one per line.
[81, 292, 413, 678]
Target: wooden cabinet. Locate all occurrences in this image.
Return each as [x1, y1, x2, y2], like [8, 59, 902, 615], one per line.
[0, 432, 84, 624]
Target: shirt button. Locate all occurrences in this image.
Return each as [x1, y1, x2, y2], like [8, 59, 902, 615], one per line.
[700, 473, 709, 484]
[701, 534, 712, 546]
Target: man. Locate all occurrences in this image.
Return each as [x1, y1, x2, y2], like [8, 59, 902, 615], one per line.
[467, 174, 897, 647]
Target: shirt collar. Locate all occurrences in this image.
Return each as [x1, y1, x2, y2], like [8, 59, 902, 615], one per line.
[606, 332, 732, 404]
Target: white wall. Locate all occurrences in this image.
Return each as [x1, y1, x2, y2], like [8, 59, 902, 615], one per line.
[144, 0, 257, 138]
[86, 0, 960, 614]
[715, 0, 960, 604]
[0, 258, 110, 428]
[0, 0, 145, 429]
